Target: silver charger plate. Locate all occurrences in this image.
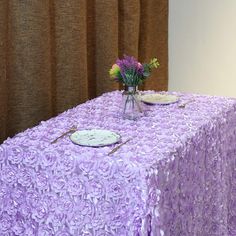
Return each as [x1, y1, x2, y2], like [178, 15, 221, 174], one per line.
[70, 129, 121, 147]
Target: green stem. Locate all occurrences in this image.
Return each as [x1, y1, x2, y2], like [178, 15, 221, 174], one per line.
[132, 94, 143, 113]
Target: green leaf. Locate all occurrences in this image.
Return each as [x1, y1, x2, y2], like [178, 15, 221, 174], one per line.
[143, 71, 150, 77]
[149, 58, 160, 69]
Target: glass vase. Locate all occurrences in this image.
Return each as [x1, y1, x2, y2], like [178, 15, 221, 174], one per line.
[122, 86, 143, 120]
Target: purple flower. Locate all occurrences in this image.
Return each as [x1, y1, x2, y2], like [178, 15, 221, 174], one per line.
[35, 172, 49, 191]
[19, 203, 31, 218]
[0, 213, 12, 234]
[114, 201, 129, 218]
[148, 187, 160, 207]
[24, 222, 36, 236]
[55, 229, 71, 236]
[78, 161, 94, 174]
[0, 183, 9, 199]
[97, 200, 114, 217]
[50, 175, 66, 193]
[4, 198, 18, 216]
[56, 194, 74, 214]
[95, 229, 113, 236]
[58, 155, 75, 174]
[41, 150, 57, 169]
[32, 201, 48, 222]
[117, 162, 137, 179]
[46, 212, 65, 232]
[116, 55, 144, 85]
[229, 200, 236, 215]
[26, 189, 40, 207]
[107, 181, 124, 200]
[67, 213, 84, 234]
[97, 161, 114, 179]
[88, 180, 105, 199]
[109, 55, 159, 85]
[18, 168, 32, 187]
[11, 186, 25, 204]
[116, 55, 144, 76]
[12, 221, 25, 235]
[42, 192, 58, 210]
[109, 215, 123, 230]
[26, 129, 40, 140]
[79, 230, 93, 236]
[8, 146, 23, 165]
[1, 166, 17, 185]
[37, 225, 53, 236]
[23, 147, 39, 167]
[67, 174, 85, 196]
[80, 200, 95, 218]
[229, 215, 236, 232]
[91, 216, 104, 230]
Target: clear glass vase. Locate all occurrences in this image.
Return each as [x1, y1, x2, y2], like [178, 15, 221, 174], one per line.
[122, 86, 143, 120]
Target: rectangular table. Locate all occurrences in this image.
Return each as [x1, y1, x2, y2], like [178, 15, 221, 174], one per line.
[1, 91, 236, 236]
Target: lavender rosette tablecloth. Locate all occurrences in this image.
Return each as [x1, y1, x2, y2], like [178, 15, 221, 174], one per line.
[1, 91, 236, 236]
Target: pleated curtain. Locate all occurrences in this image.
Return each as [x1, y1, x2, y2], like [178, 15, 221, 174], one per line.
[0, 0, 168, 143]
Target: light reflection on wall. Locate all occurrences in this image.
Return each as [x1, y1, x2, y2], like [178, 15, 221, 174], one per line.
[169, 0, 236, 97]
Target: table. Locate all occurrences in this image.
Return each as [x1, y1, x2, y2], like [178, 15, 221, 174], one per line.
[0, 91, 236, 236]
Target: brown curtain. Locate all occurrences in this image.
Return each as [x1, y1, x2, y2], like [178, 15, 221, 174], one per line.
[0, 0, 168, 143]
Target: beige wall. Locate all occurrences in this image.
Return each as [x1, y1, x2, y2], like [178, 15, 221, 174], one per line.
[169, 0, 236, 97]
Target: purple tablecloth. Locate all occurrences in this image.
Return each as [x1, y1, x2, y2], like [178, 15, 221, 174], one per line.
[1, 91, 236, 236]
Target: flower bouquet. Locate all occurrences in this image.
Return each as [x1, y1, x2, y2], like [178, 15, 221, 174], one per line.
[109, 55, 159, 120]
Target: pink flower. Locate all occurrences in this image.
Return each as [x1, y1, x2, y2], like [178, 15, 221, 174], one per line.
[137, 62, 142, 68]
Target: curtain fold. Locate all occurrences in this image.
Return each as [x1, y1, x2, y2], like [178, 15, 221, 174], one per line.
[53, 0, 88, 113]
[139, 0, 168, 90]
[0, 0, 8, 142]
[95, 0, 119, 95]
[0, 0, 168, 143]
[7, 0, 53, 135]
[119, 0, 140, 58]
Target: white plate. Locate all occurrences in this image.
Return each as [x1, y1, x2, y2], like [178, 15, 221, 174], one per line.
[70, 129, 121, 147]
[141, 94, 179, 105]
